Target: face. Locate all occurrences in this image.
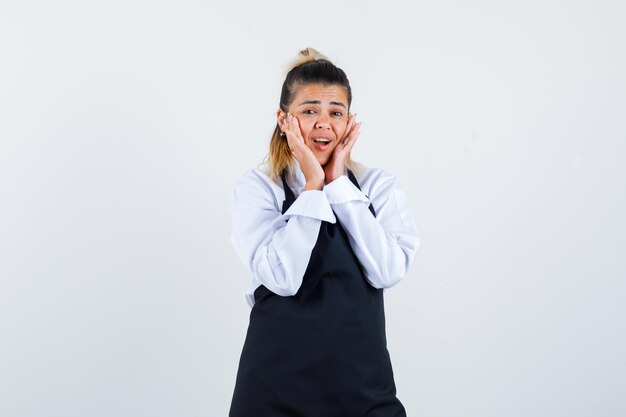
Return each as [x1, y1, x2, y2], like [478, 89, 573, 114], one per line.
[279, 83, 350, 167]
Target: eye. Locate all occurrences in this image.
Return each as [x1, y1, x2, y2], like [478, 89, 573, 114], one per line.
[303, 109, 316, 115]
[332, 111, 343, 117]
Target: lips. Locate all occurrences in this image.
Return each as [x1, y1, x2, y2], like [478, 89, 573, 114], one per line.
[312, 137, 332, 143]
[311, 137, 333, 152]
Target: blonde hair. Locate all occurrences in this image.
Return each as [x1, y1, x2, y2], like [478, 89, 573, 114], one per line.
[264, 48, 357, 181]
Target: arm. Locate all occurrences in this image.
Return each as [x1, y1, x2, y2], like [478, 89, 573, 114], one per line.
[323, 171, 420, 289]
[230, 170, 336, 296]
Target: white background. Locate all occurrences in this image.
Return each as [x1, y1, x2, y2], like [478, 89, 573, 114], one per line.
[1, 1, 625, 416]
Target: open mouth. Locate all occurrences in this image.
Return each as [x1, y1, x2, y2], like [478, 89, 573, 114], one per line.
[311, 137, 332, 151]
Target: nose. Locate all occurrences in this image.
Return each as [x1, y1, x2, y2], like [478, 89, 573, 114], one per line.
[314, 113, 331, 129]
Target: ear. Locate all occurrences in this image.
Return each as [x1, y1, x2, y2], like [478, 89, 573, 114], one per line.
[276, 109, 286, 128]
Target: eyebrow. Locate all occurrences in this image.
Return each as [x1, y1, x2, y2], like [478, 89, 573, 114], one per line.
[298, 100, 346, 108]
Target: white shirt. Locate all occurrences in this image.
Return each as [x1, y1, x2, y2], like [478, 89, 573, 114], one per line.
[230, 159, 420, 309]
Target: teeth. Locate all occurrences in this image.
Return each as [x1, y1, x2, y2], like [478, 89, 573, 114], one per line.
[313, 138, 330, 143]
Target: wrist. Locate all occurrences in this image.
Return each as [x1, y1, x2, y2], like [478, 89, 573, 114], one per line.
[324, 170, 345, 185]
[304, 179, 324, 191]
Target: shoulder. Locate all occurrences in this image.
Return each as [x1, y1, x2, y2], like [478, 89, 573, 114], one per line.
[231, 167, 282, 209]
[233, 163, 281, 187]
[352, 163, 399, 196]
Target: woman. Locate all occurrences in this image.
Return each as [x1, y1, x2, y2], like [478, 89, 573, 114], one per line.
[229, 48, 420, 416]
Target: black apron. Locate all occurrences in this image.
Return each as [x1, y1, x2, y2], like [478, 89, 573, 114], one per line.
[229, 170, 407, 417]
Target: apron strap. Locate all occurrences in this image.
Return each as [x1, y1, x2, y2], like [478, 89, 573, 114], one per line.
[347, 169, 377, 217]
[280, 170, 296, 214]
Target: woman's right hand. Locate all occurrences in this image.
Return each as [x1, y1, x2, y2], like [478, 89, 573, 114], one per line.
[281, 112, 325, 191]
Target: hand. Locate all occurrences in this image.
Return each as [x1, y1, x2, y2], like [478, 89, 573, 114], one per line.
[280, 112, 325, 190]
[324, 113, 361, 184]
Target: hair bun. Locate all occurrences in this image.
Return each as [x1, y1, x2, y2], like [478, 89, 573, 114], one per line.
[286, 47, 329, 72]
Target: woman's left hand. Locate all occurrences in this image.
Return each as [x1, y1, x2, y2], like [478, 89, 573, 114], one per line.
[324, 113, 361, 184]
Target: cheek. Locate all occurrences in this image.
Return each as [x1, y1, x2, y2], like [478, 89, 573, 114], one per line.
[298, 120, 314, 140]
[334, 121, 348, 138]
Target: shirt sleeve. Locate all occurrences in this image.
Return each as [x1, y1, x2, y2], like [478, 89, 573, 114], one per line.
[230, 171, 336, 297]
[323, 172, 420, 289]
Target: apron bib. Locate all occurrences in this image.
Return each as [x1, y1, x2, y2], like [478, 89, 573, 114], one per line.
[229, 170, 407, 417]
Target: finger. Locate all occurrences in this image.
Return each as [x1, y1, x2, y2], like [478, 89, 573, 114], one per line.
[350, 113, 358, 132]
[283, 116, 296, 152]
[280, 112, 294, 137]
[285, 116, 297, 148]
[286, 113, 296, 135]
[341, 118, 359, 144]
[342, 122, 361, 150]
[290, 113, 303, 136]
[345, 113, 355, 133]
[341, 113, 358, 141]
[286, 130, 299, 153]
[285, 114, 306, 154]
[288, 114, 306, 146]
[280, 116, 294, 147]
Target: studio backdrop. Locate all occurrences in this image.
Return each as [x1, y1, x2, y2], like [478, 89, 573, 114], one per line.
[1, 1, 624, 416]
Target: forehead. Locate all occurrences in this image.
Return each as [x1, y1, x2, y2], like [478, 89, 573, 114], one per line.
[293, 83, 348, 104]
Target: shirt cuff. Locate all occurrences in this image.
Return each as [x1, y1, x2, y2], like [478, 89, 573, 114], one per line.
[282, 190, 336, 223]
[323, 175, 370, 205]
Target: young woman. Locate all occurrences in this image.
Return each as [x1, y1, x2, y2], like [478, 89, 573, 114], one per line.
[229, 48, 420, 416]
